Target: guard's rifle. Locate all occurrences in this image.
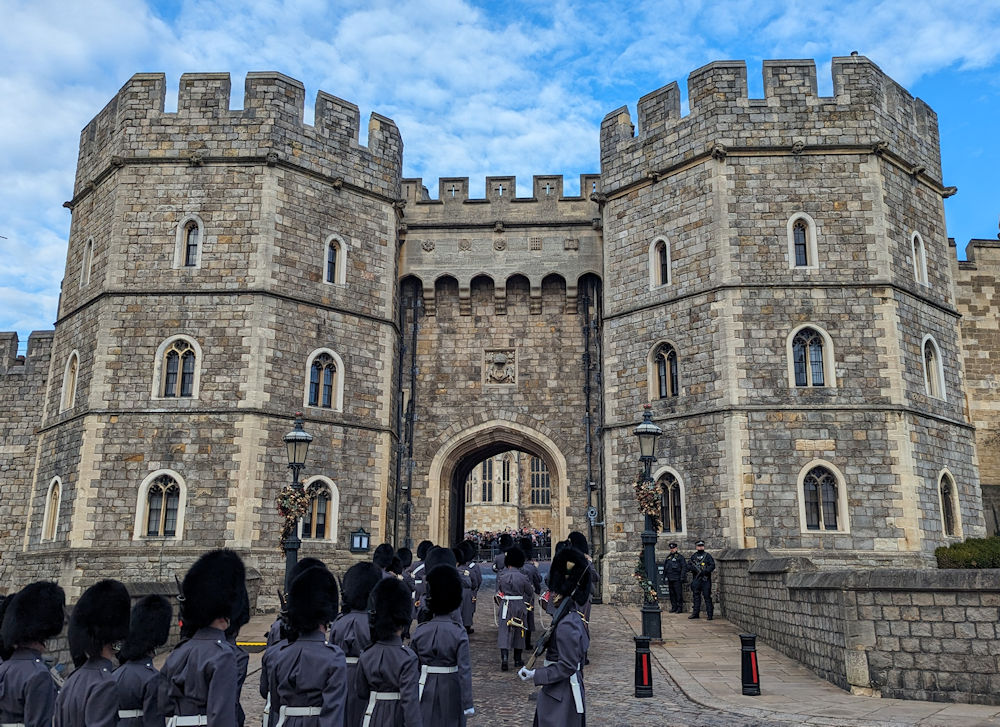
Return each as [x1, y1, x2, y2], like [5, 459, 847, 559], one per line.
[524, 574, 585, 670]
[274, 587, 288, 640]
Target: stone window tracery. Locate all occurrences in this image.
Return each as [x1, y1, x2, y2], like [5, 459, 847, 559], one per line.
[657, 470, 684, 533]
[803, 466, 838, 530]
[163, 339, 196, 398]
[792, 327, 825, 387]
[309, 353, 337, 408]
[529, 456, 550, 505]
[145, 474, 181, 537]
[302, 477, 339, 542]
[501, 455, 512, 503]
[481, 459, 494, 503]
[655, 343, 679, 399]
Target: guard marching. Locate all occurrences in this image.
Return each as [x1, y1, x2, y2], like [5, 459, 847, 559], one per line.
[114, 594, 173, 727]
[329, 562, 381, 727]
[495, 546, 533, 671]
[688, 540, 716, 620]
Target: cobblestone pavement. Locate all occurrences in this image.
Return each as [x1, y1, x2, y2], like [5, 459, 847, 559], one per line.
[232, 599, 996, 726]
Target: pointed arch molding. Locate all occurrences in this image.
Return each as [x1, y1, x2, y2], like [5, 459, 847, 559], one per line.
[651, 465, 686, 537]
[133, 469, 188, 541]
[303, 475, 341, 543]
[324, 234, 349, 286]
[937, 468, 962, 539]
[174, 214, 205, 269]
[786, 212, 818, 269]
[425, 418, 569, 544]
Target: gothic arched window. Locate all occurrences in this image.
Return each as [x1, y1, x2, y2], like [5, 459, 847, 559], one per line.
[501, 456, 512, 503]
[657, 471, 684, 533]
[163, 339, 196, 398]
[803, 466, 839, 531]
[326, 240, 339, 284]
[654, 343, 679, 399]
[183, 222, 199, 267]
[42, 478, 61, 542]
[80, 238, 94, 288]
[481, 459, 494, 503]
[649, 237, 671, 288]
[61, 352, 79, 412]
[912, 232, 928, 286]
[923, 337, 944, 400]
[940, 473, 957, 537]
[309, 353, 338, 409]
[529, 457, 550, 505]
[792, 327, 825, 387]
[786, 213, 818, 269]
[145, 474, 181, 537]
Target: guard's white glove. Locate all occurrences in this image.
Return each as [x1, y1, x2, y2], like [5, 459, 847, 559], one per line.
[518, 666, 535, 682]
[464, 708, 475, 716]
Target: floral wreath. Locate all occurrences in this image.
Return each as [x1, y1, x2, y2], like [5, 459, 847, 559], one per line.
[633, 558, 658, 604]
[633, 477, 661, 532]
[275, 481, 325, 550]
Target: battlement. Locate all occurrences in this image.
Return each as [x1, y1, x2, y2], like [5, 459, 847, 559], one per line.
[0, 331, 53, 374]
[74, 72, 402, 201]
[958, 239, 1000, 270]
[601, 56, 942, 191]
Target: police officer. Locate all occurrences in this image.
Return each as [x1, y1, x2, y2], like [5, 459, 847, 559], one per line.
[688, 540, 715, 620]
[661, 542, 687, 613]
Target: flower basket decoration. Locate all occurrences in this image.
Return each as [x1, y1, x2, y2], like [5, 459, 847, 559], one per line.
[275, 481, 324, 551]
[633, 477, 661, 532]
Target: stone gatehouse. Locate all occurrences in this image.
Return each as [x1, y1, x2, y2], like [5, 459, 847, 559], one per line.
[0, 56, 995, 623]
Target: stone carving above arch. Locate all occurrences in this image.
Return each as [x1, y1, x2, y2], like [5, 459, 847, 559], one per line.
[484, 349, 516, 385]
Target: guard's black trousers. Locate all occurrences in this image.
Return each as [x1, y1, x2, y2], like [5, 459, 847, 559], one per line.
[691, 578, 713, 617]
[666, 579, 684, 612]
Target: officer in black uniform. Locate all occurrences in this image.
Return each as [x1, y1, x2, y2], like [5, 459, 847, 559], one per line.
[687, 540, 715, 620]
[661, 542, 687, 613]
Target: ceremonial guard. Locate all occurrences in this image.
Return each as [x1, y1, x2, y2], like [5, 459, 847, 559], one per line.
[225, 583, 252, 726]
[462, 541, 483, 622]
[266, 566, 347, 726]
[418, 547, 459, 625]
[406, 541, 434, 617]
[518, 537, 542, 649]
[410, 565, 474, 725]
[688, 540, 716, 620]
[661, 542, 688, 614]
[496, 546, 533, 671]
[160, 549, 246, 727]
[0, 581, 66, 726]
[54, 579, 131, 727]
[567, 532, 599, 627]
[518, 546, 591, 727]
[329, 562, 381, 727]
[266, 558, 326, 648]
[373, 543, 396, 578]
[452, 546, 475, 633]
[492, 533, 514, 574]
[114, 594, 173, 727]
[355, 579, 423, 727]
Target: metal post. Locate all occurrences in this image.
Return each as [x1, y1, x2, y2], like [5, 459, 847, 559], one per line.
[740, 634, 761, 695]
[633, 635, 653, 697]
[283, 462, 304, 593]
[640, 457, 662, 640]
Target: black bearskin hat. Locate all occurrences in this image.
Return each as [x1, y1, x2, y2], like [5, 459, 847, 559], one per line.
[553, 539, 569, 556]
[396, 547, 413, 570]
[69, 580, 131, 666]
[0, 581, 65, 655]
[547, 546, 591, 605]
[118, 595, 172, 664]
[504, 546, 526, 569]
[369, 578, 412, 641]
[286, 557, 326, 590]
[451, 546, 466, 566]
[373, 543, 395, 570]
[288, 566, 339, 638]
[518, 537, 534, 557]
[416, 540, 434, 560]
[424, 545, 457, 571]
[568, 531, 589, 555]
[180, 549, 246, 631]
[225, 583, 251, 641]
[388, 556, 403, 576]
[460, 540, 478, 565]
[342, 562, 383, 613]
[498, 533, 514, 550]
[426, 565, 463, 615]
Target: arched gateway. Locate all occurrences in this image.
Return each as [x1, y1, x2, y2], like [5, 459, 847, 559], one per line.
[426, 420, 570, 545]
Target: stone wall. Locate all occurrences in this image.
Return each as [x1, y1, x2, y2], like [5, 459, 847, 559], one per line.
[717, 548, 1000, 705]
[951, 239, 1000, 536]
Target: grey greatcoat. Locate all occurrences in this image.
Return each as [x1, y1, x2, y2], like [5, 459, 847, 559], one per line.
[467, 562, 482, 616]
[410, 616, 473, 727]
[496, 569, 533, 650]
[228, 634, 249, 727]
[113, 658, 164, 727]
[491, 552, 507, 576]
[159, 626, 240, 727]
[532, 607, 590, 727]
[406, 562, 427, 615]
[53, 656, 119, 727]
[0, 647, 59, 727]
[327, 611, 371, 727]
[582, 559, 600, 629]
[457, 567, 475, 629]
[265, 630, 347, 727]
[355, 636, 423, 727]
[519, 561, 543, 633]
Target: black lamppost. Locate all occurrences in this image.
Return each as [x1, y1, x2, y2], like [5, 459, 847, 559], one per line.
[283, 412, 313, 592]
[634, 404, 662, 639]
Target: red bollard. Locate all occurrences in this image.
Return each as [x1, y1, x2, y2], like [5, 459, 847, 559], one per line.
[740, 633, 761, 695]
[634, 635, 653, 697]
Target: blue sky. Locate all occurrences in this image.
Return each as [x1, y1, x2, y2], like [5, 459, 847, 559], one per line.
[2, 0, 999, 348]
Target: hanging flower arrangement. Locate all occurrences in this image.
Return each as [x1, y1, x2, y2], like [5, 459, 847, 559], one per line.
[633, 558, 658, 604]
[633, 477, 661, 532]
[275, 485, 311, 550]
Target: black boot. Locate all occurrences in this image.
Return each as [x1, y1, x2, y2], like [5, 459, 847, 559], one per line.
[707, 612, 714, 621]
[500, 649, 509, 671]
[525, 632, 533, 650]
[514, 649, 524, 667]
[688, 612, 699, 619]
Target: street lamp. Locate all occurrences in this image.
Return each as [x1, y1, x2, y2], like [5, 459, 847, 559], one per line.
[633, 404, 662, 639]
[283, 412, 313, 592]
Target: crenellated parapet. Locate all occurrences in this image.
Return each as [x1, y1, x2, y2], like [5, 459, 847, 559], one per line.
[601, 56, 944, 196]
[0, 331, 53, 375]
[70, 72, 402, 206]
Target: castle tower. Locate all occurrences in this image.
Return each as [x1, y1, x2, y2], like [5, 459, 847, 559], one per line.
[15, 72, 402, 599]
[598, 57, 985, 599]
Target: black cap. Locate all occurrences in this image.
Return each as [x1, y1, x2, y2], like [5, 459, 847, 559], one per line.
[696, 540, 705, 546]
[668, 542, 678, 549]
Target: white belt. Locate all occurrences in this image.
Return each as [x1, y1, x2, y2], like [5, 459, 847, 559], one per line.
[418, 664, 459, 699]
[362, 692, 400, 727]
[542, 660, 584, 714]
[501, 595, 523, 620]
[118, 710, 144, 718]
[167, 717, 208, 727]
[345, 656, 359, 664]
[1, 723, 26, 727]
[274, 705, 322, 727]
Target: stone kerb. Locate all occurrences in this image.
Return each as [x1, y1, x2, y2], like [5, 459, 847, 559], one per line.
[71, 71, 402, 204]
[599, 55, 943, 193]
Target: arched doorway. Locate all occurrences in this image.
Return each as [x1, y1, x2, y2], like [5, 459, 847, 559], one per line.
[425, 420, 569, 546]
